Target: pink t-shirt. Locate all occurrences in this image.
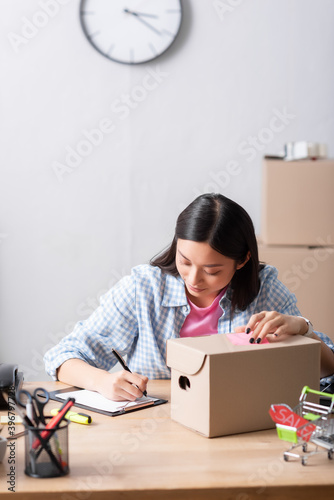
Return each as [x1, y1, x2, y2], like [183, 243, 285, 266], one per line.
[179, 287, 227, 338]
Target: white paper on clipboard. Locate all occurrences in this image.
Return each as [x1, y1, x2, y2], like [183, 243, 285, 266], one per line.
[56, 388, 159, 413]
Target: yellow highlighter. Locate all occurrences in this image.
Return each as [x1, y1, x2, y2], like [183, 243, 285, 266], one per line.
[50, 408, 92, 425]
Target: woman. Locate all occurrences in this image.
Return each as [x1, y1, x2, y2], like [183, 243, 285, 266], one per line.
[44, 193, 334, 400]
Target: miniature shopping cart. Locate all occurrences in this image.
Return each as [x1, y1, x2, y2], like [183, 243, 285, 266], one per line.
[270, 386, 334, 465]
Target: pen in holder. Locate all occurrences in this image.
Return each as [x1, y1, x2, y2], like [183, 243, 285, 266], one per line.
[24, 417, 70, 478]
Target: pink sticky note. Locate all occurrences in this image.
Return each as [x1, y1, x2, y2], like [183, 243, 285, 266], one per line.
[226, 332, 269, 345]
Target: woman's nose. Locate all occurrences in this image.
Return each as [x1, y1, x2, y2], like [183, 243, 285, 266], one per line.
[188, 266, 202, 284]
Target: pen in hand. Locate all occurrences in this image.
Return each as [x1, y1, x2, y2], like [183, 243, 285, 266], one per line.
[112, 349, 147, 397]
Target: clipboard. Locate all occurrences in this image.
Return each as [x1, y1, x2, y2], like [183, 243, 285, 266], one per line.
[48, 386, 168, 417]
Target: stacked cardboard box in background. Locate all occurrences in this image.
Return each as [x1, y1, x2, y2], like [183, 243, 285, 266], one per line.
[258, 158, 334, 342]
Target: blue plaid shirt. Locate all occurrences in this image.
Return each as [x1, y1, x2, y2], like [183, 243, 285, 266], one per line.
[44, 264, 334, 382]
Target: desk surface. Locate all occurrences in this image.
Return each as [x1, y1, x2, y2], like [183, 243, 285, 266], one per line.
[0, 380, 333, 499]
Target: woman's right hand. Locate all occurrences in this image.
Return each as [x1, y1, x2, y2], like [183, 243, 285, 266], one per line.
[96, 370, 148, 401]
[57, 358, 148, 401]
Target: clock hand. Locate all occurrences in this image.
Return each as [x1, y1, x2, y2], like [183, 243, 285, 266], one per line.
[124, 9, 161, 36]
[123, 9, 158, 19]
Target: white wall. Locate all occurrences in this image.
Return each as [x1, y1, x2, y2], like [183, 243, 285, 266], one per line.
[1, 0, 333, 380]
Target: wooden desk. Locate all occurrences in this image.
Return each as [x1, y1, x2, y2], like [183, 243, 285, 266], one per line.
[0, 380, 333, 499]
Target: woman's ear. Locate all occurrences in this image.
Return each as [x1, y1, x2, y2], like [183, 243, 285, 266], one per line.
[236, 251, 251, 270]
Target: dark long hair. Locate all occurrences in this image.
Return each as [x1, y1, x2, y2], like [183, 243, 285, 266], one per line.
[150, 193, 262, 311]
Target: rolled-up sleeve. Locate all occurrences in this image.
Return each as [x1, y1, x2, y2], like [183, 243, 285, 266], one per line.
[44, 273, 138, 380]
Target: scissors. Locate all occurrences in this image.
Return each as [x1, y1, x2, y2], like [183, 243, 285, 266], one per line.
[17, 388, 50, 425]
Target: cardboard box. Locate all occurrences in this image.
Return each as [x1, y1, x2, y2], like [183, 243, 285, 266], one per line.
[167, 334, 320, 438]
[261, 159, 334, 245]
[258, 241, 334, 342]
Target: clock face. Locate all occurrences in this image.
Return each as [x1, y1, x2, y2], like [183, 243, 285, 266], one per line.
[80, 0, 182, 64]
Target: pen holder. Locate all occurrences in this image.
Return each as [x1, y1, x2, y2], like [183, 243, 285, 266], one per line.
[24, 417, 70, 478]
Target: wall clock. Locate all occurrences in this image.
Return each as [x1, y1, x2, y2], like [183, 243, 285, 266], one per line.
[80, 0, 183, 65]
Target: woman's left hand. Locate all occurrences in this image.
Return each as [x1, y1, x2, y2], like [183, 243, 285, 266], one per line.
[235, 311, 308, 344]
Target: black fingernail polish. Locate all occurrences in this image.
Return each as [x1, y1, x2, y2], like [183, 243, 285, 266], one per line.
[256, 338, 261, 344]
[249, 337, 255, 344]
[245, 327, 251, 334]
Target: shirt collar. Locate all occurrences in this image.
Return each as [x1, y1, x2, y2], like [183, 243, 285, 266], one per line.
[223, 284, 233, 303]
[162, 273, 188, 307]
